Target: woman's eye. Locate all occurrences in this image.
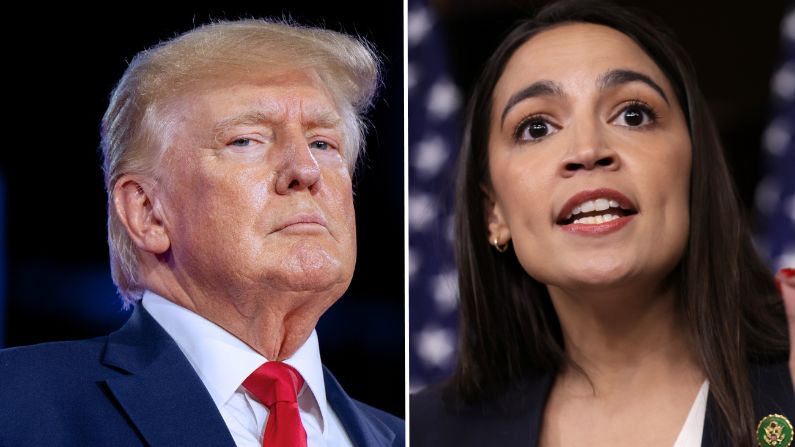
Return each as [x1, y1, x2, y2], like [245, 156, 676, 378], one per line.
[613, 103, 656, 127]
[515, 117, 556, 142]
[309, 140, 331, 151]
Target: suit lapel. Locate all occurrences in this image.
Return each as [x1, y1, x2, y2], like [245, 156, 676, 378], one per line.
[477, 371, 553, 447]
[522, 371, 554, 447]
[750, 362, 795, 446]
[701, 393, 730, 446]
[323, 367, 397, 447]
[101, 305, 236, 447]
[433, 371, 552, 446]
[701, 361, 795, 447]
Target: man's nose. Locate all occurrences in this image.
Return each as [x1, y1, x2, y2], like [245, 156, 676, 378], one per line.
[275, 131, 321, 194]
[558, 119, 620, 177]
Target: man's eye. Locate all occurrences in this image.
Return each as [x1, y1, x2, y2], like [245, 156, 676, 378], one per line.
[515, 116, 557, 142]
[613, 102, 657, 128]
[309, 140, 330, 151]
[229, 138, 253, 147]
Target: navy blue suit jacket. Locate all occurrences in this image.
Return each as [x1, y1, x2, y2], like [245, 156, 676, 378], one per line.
[411, 363, 795, 446]
[0, 305, 404, 447]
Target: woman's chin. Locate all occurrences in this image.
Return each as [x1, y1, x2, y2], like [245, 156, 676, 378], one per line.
[539, 258, 640, 290]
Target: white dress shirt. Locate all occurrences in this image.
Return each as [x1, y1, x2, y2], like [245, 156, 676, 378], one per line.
[672, 380, 709, 447]
[142, 290, 353, 447]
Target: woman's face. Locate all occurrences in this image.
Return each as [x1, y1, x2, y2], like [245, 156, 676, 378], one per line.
[486, 23, 691, 292]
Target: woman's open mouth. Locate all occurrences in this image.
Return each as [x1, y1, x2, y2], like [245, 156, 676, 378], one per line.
[556, 188, 639, 234]
[558, 197, 637, 225]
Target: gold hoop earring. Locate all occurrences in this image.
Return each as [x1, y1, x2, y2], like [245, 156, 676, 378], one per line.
[492, 237, 508, 253]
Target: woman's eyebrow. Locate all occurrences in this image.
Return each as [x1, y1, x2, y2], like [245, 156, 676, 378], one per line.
[597, 68, 669, 105]
[499, 70, 669, 129]
[500, 80, 564, 128]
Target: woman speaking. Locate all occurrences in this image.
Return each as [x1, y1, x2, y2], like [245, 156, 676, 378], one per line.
[410, 1, 795, 446]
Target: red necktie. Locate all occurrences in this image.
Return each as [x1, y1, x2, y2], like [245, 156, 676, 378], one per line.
[243, 362, 307, 447]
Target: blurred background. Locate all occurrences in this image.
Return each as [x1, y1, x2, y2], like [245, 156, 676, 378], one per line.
[1, 3, 404, 416]
[409, 0, 795, 390]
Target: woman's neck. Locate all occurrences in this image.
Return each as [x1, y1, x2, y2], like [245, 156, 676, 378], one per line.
[546, 281, 703, 394]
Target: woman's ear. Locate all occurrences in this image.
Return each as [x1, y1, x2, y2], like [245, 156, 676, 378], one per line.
[112, 175, 170, 254]
[481, 184, 511, 245]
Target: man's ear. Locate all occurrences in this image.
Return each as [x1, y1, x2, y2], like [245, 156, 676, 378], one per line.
[112, 175, 170, 254]
[481, 184, 511, 245]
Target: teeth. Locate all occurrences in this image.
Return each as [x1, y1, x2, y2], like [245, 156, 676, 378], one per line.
[572, 213, 620, 225]
[566, 197, 629, 220]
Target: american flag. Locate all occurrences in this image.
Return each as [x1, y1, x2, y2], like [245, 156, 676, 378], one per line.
[757, 6, 795, 270]
[407, 0, 463, 391]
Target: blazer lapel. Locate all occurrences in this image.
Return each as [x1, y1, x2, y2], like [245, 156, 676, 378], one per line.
[701, 361, 795, 447]
[101, 305, 236, 447]
[424, 370, 552, 447]
[701, 393, 730, 446]
[750, 361, 795, 446]
[521, 371, 554, 447]
[323, 367, 397, 447]
[465, 371, 553, 447]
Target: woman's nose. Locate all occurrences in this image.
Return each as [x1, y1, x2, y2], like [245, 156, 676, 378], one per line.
[558, 121, 621, 177]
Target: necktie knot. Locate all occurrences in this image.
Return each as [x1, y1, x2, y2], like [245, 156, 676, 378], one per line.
[243, 361, 304, 408]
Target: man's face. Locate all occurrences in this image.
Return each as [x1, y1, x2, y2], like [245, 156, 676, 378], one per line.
[155, 69, 357, 304]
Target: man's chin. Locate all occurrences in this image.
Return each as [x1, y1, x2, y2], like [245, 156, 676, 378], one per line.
[265, 270, 350, 294]
[260, 249, 351, 292]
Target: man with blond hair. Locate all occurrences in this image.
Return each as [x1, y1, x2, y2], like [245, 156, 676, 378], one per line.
[1, 19, 403, 446]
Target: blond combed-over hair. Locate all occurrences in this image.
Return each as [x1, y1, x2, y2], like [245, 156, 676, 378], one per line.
[100, 19, 381, 306]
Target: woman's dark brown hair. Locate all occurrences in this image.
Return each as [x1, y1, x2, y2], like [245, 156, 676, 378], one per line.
[451, 1, 788, 444]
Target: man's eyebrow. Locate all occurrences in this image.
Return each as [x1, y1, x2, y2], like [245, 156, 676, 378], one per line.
[213, 111, 273, 136]
[212, 109, 343, 136]
[303, 109, 343, 129]
[597, 68, 669, 105]
[501, 80, 565, 128]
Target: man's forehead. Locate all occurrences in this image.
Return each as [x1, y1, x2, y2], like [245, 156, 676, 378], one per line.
[170, 69, 343, 126]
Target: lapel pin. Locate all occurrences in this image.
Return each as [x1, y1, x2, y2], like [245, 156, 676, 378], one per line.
[757, 414, 793, 446]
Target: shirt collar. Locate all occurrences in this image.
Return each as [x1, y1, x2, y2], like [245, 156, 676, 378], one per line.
[141, 290, 331, 433]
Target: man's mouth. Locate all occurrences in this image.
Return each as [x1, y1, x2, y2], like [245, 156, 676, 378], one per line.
[276, 213, 329, 232]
